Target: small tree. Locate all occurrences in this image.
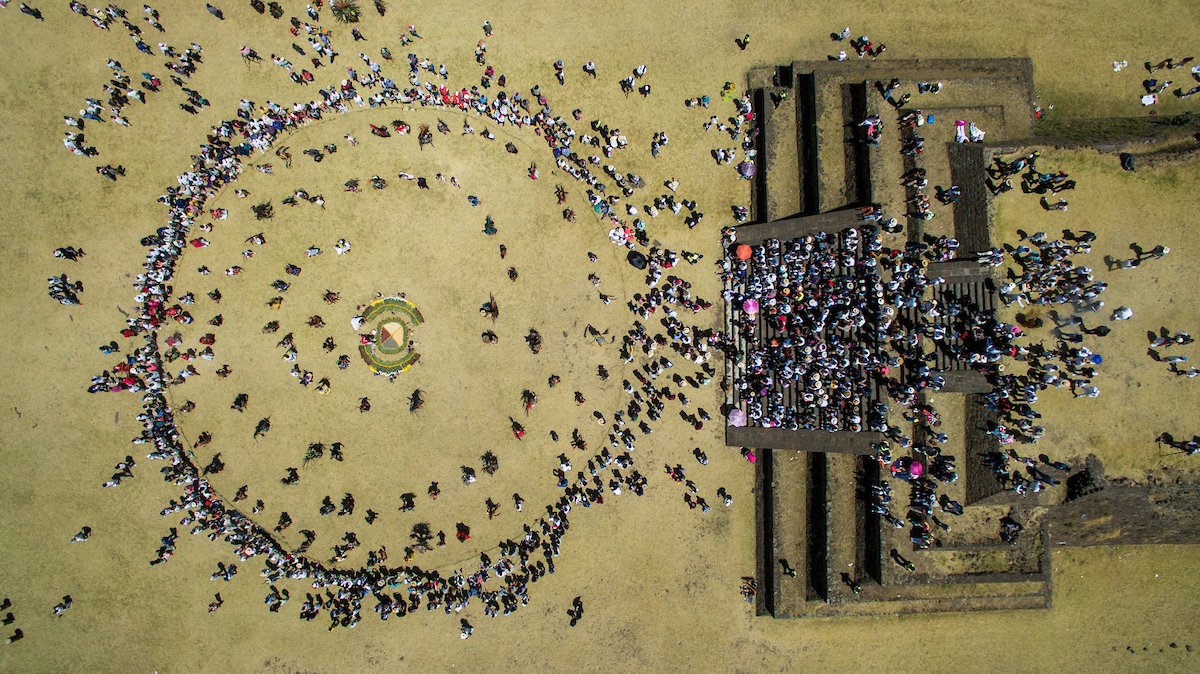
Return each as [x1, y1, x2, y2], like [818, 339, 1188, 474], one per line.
[330, 0, 362, 23]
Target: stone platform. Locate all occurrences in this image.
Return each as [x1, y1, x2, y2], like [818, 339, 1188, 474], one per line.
[735, 56, 1198, 619]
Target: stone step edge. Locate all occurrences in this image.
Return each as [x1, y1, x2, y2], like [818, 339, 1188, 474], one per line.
[773, 591, 1049, 619]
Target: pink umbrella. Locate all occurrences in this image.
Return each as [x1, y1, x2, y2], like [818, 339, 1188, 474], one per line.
[909, 461, 924, 477]
[728, 408, 747, 427]
[743, 299, 759, 315]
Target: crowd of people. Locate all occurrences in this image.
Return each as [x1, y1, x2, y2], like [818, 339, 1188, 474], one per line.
[51, 0, 1190, 629]
[87, 251, 674, 630]
[55, 4, 758, 634]
[701, 87, 757, 179]
[719, 227, 884, 432]
[97, 330, 669, 630]
[19, 0, 1196, 648]
[723, 221, 1112, 547]
[59, 4, 207, 161]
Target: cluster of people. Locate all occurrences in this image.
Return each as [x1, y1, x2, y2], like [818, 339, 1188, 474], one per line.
[1021, 165, 1075, 197]
[996, 229, 1105, 312]
[62, 130, 97, 158]
[1149, 328, 1196, 377]
[625, 248, 713, 318]
[617, 63, 650, 96]
[739, 576, 756, 603]
[985, 151, 1076, 202]
[97, 164, 126, 180]
[720, 227, 884, 431]
[1159, 433, 1200, 454]
[102, 456, 136, 488]
[601, 186, 708, 247]
[825, 28, 888, 60]
[982, 451, 1073, 496]
[549, 237, 725, 518]
[866, 470, 961, 547]
[666, 457, 732, 513]
[51, 596, 72, 617]
[69, 3, 162, 49]
[264, 14, 336, 85]
[0, 597, 21, 644]
[60, 4, 207, 160]
[1108, 241, 1170, 271]
[847, 33, 887, 59]
[700, 90, 757, 179]
[844, 103, 1105, 533]
[47, 274, 83, 305]
[857, 113, 882, 146]
[953, 119, 986, 144]
[622, 339, 714, 424]
[723, 212, 1112, 545]
[549, 118, 625, 191]
[93, 311, 664, 629]
[1136, 57, 1200, 104]
[149, 527, 180, 565]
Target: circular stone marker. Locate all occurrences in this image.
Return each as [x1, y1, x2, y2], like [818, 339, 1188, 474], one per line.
[357, 296, 424, 374]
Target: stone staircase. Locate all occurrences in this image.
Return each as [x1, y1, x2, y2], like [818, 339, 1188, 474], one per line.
[740, 55, 1200, 620]
[748, 59, 1036, 242]
[742, 58, 1056, 618]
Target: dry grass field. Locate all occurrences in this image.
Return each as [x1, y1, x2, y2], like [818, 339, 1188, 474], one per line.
[1, 1, 1199, 672]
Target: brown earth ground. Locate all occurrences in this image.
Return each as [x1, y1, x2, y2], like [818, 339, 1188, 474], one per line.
[1, 2, 1199, 673]
[991, 147, 1200, 481]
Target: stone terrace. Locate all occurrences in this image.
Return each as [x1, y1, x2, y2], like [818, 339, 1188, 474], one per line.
[742, 58, 1060, 618]
[739, 56, 1200, 620]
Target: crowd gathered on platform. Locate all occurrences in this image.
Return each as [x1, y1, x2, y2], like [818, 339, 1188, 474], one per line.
[722, 221, 1126, 550]
[719, 226, 886, 433]
[718, 29, 1186, 557]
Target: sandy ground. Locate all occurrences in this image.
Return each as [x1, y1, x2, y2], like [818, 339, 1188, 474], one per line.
[991, 147, 1200, 481]
[1, 2, 1199, 672]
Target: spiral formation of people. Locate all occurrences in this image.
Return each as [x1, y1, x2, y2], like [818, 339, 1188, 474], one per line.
[4, 2, 1200, 671]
